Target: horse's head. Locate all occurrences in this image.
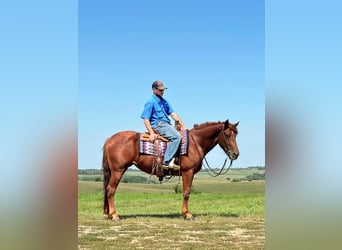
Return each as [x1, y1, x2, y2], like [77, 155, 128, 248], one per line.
[218, 120, 240, 161]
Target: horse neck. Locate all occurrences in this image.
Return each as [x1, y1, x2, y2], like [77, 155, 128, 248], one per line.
[190, 122, 223, 156]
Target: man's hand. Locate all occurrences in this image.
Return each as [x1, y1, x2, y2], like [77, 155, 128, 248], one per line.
[181, 125, 188, 130]
[149, 133, 156, 142]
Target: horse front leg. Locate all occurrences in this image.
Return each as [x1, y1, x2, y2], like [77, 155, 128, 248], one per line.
[181, 170, 195, 220]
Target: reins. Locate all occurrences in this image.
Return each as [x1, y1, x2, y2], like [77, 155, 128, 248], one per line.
[202, 156, 233, 177]
[192, 128, 234, 177]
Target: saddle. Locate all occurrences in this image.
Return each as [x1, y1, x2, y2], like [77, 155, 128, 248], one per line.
[140, 133, 169, 142]
[138, 129, 189, 182]
[140, 121, 185, 144]
[139, 129, 188, 156]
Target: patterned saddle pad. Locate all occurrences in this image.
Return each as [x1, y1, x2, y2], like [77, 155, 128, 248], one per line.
[139, 129, 189, 156]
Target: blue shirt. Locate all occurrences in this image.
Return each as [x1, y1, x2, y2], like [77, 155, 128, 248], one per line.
[141, 95, 174, 127]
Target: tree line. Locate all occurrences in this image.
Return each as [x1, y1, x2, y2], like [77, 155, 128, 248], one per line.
[78, 166, 265, 175]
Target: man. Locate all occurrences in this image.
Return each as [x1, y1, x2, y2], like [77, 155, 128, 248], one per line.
[141, 80, 187, 170]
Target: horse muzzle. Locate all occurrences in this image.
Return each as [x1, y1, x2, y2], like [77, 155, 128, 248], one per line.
[228, 151, 239, 160]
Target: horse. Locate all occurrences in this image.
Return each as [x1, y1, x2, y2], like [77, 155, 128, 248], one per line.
[102, 119, 239, 221]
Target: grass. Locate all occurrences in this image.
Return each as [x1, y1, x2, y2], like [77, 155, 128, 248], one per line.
[79, 192, 264, 217]
[78, 170, 265, 249]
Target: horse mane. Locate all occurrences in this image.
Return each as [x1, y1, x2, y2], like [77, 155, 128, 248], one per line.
[193, 121, 223, 130]
[193, 120, 238, 134]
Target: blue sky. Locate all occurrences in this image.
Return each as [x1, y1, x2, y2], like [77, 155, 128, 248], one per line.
[79, 0, 265, 169]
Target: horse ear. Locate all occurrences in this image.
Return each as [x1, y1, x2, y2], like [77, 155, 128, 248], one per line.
[224, 119, 229, 129]
[235, 121, 239, 127]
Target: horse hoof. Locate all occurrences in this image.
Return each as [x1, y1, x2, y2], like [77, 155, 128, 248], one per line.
[110, 214, 120, 222]
[184, 214, 195, 221]
[111, 217, 120, 222]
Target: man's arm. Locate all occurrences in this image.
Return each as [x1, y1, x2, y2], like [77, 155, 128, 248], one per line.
[171, 112, 187, 130]
[143, 119, 156, 142]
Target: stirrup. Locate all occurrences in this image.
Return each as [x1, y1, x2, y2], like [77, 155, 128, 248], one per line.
[170, 164, 180, 171]
[162, 164, 169, 170]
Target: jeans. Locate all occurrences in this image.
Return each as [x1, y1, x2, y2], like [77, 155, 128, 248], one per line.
[153, 121, 181, 164]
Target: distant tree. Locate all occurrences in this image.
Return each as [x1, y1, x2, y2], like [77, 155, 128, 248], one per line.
[121, 175, 157, 184]
[78, 169, 102, 175]
[174, 184, 201, 194]
[246, 173, 265, 181]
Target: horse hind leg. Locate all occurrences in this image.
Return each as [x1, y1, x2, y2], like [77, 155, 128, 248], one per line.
[104, 170, 126, 221]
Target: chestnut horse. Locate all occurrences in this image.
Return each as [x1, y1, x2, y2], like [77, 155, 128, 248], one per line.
[102, 120, 239, 221]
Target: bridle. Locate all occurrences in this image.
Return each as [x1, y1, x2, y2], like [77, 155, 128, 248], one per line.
[202, 129, 234, 177]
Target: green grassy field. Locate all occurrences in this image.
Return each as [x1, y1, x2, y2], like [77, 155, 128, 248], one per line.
[78, 169, 265, 249]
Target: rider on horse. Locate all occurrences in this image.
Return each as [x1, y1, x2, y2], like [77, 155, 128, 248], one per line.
[140, 80, 188, 170]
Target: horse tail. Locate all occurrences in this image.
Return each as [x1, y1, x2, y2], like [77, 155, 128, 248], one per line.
[102, 143, 111, 215]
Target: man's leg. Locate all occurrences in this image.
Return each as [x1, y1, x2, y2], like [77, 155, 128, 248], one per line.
[154, 122, 181, 166]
